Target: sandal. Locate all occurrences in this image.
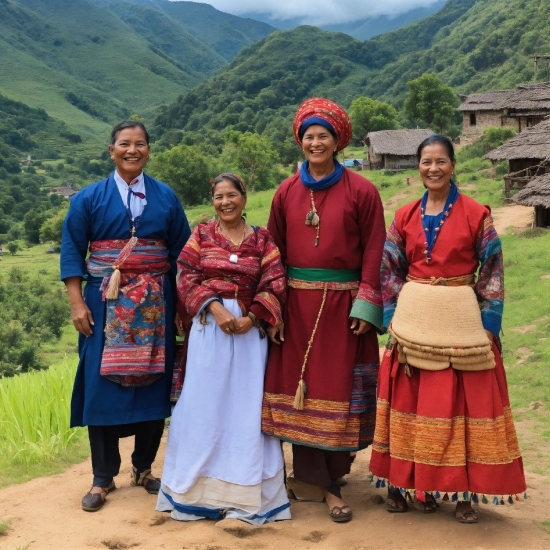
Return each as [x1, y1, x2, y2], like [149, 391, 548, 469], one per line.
[413, 493, 438, 513]
[386, 489, 408, 513]
[455, 504, 478, 524]
[81, 481, 116, 512]
[329, 505, 353, 523]
[131, 467, 161, 494]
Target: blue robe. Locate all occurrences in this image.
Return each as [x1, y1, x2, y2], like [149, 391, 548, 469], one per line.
[61, 173, 191, 427]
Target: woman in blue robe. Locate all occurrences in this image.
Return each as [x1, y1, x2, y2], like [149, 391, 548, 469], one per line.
[61, 120, 190, 512]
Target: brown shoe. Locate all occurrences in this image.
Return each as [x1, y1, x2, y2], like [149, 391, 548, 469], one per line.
[131, 467, 160, 494]
[81, 481, 116, 512]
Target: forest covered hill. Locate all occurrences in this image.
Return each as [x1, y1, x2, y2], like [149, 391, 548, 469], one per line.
[154, 0, 550, 141]
[0, 0, 274, 146]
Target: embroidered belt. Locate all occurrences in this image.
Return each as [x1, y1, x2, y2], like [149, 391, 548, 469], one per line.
[288, 266, 360, 291]
[87, 238, 170, 388]
[406, 273, 476, 287]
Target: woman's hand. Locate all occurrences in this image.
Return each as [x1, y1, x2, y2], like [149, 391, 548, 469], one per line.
[350, 318, 372, 336]
[65, 276, 94, 337]
[233, 317, 254, 335]
[267, 322, 285, 345]
[71, 300, 94, 337]
[207, 300, 238, 333]
[485, 329, 494, 343]
[174, 312, 186, 337]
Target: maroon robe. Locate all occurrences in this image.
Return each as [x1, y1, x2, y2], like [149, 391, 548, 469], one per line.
[262, 168, 386, 451]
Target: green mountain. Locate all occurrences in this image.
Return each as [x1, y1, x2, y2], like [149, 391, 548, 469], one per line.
[127, 0, 277, 62]
[245, 0, 447, 41]
[154, 0, 550, 140]
[0, 0, 275, 148]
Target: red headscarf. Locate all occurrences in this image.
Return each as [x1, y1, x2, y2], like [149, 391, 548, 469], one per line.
[293, 97, 352, 152]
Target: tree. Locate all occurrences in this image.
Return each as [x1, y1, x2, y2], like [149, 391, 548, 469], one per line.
[40, 206, 69, 244]
[147, 144, 216, 207]
[223, 131, 280, 192]
[7, 242, 18, 255]
[349, 96, 399, 142]
[23, 209, 47, 244]
[403, 73, 459, 134]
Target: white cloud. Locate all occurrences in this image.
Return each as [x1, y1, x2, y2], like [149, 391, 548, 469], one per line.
[193, 0, 442, 26]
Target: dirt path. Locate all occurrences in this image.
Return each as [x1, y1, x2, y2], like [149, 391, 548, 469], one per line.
[491, 204, 533, 234]
[1, 436, 548, 550]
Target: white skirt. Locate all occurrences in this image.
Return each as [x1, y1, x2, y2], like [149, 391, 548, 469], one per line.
[157, 299, 291, 524]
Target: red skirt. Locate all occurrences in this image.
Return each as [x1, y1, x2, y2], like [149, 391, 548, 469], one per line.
[369, 341, 526, 497]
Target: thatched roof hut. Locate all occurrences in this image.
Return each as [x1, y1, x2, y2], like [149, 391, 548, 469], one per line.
[512, 172, 550, 227]
[459, 81, 550, 136]
[365, 129, 433, 170]
[512, 172, 550, 207]
[484, 118, 550, 198]
[484, 118, 550, 164]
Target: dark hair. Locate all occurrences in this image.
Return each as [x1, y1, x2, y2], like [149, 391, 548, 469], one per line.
[210, 173, 247, 197]
[110, 120, 150, 145]
[416, 134, 455, 164]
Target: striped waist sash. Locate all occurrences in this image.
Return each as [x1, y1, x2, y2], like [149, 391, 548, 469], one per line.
[87, 238, 170, 388]
[288, 266, 360, 291]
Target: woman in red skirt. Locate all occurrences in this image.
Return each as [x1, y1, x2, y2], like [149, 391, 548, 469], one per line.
[369, 134, 526, 524]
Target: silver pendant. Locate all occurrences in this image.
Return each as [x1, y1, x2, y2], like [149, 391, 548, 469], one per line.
[229, 253, 239, 264]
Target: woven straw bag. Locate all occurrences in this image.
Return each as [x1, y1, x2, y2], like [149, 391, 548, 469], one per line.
[390, 282, 494, 371]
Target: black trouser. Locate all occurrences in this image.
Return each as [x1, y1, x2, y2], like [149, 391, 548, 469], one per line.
[88, 419, 165, 487]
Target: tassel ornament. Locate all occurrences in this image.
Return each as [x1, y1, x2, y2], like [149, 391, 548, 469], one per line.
[293, 379, 306, 410]
[105, 266, 122, 300]
[292, 284, 328, 410]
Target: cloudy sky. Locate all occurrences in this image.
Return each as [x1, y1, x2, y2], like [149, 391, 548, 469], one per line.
[197, 0, 442, 26]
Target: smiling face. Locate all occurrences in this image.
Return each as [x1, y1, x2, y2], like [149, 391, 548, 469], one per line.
[418, 143, 456, 193]
[108, 126, 150, 183]
[301, 124, 337, 171]
[212, 179, 246, 225]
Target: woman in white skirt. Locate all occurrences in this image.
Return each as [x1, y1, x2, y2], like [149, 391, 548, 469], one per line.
[156, 173, 290, 524]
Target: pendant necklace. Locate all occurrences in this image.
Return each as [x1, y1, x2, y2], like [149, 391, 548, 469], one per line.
[217, 219, 246, 263]
[305, 189, 321, 246]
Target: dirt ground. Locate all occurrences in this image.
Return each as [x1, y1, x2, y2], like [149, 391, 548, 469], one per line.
[491, 204, 533, 234]
[1, 204, 545, 550]
[0, 435, 549, 550]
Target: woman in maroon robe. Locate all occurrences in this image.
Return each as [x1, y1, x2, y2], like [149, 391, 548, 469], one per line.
[262, 98, 386, 522]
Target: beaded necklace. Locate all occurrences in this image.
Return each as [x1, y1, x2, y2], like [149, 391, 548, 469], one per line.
[420, 181, 459, 264]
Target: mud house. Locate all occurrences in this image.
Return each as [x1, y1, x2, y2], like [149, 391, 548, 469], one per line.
[458, 81, 550, 137]
[484, 118, 550, 198]
[365, 129, 433, 170]
[51, 183, 79, 200]
[511, 172, 550, 228]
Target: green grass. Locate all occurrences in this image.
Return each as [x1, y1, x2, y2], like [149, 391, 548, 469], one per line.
[0, 360, 88, 488]
[0, 521, 9, 535]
